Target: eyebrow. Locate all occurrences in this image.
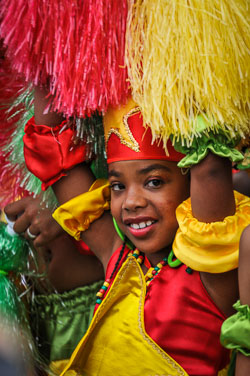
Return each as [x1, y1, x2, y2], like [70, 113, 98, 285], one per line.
[108, 163, 171, 178]
[108, 169, 121, 178]
[137, 163, 171, 175]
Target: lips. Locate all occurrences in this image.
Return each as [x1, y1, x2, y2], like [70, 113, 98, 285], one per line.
[123, 217, 157, 238]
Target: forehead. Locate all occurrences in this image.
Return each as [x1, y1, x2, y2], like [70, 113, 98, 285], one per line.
[108, 159, 180, 176]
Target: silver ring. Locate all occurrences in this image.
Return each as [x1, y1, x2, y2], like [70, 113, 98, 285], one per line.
[26, 227, 37, 240]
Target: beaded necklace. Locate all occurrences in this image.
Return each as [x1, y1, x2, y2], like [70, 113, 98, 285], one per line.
[96, 249, 182, 305]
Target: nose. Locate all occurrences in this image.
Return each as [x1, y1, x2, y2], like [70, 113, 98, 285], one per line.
[122, 187, 147, 212]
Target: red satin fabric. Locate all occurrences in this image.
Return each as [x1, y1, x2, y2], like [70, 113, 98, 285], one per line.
[104, 247, 230, 376]
[107, 111, 184, 163]
[23, 117, 87, 190]
[73, 239, 94, 256]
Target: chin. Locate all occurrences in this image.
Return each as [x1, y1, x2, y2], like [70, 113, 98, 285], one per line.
[131, 236, 174, 256]
[131, 240, 164, 255]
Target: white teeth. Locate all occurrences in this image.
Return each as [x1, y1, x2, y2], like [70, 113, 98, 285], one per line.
[130, 221, 154, 229]
[139, 222, 146, 229]
[131, 223, 140, 229]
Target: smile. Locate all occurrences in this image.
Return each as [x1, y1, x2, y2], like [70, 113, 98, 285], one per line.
[129, 220, 156, 229]
[125, 219, 157, 239]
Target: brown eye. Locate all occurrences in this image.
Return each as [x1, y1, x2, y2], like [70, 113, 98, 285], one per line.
[147, 179, 163, 188]
[110, 183, 125, 191]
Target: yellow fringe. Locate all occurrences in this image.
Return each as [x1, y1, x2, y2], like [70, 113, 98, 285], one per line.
[126, 0, 250, 146]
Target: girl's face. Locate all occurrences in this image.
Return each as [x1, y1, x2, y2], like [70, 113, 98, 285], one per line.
[109, 159, 190, 260]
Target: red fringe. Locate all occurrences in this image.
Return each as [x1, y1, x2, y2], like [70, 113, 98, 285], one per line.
[0, 49, 30, 208]
[0, 0, 130, 118]
[0, 153, 30, 208]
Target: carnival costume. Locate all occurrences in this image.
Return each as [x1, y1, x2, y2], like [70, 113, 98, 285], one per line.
[1, 1, 249, 374]
[51, 100, 250, 375]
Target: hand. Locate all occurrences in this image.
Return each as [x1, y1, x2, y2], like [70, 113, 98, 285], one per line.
[4, 196, 64, 247]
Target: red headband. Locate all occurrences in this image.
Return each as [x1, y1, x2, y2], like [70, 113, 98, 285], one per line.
[104, 99, 184, 164]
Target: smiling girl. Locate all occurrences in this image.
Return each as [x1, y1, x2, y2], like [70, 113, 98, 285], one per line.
[23, 93, 250, 375]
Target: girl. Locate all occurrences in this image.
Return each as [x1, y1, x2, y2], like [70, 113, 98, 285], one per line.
[24, 94, 250, 375]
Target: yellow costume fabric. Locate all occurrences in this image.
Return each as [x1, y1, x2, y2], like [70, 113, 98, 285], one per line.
[50, 360, 69, 375]
[60, 255, 188, 376]
[52, 179, 110, 240]
[173, 191, 250, 273]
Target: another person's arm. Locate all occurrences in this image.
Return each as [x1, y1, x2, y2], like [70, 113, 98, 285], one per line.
[5, 196, 105, 293]
[4, 195, 63, 247]
[235, 225, 250, 375]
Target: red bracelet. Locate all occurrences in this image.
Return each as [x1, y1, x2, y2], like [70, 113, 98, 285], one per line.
[24, 117, 89, 190]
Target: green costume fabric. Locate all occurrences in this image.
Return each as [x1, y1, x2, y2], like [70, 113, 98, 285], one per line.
[30, 280, 103, 363]
[172, 116, 243, 168]
[236, 148, 250, 170]
[220, 300, 250, 357]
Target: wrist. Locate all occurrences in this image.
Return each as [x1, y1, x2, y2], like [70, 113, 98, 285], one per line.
[23, 117, 93, 190]
[191, 153, 233, 180]
[173, 116, 243, 168]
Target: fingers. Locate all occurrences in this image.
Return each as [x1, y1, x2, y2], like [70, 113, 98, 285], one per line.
[26, 227, 38, 240]
[31, 214, 63, 247]
[4, 197, 31, 221]
[4, 196, 64, 247]
[4, 196, 41, 232]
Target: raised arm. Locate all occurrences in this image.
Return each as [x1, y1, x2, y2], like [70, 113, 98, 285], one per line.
[190, 152, 235, 222]
[34, 85, 65, 126]
[235, 225, 250, 375]
[51, 162, 120, 268]
[28, 87, 121, 268]
[190, 152, 250, 373]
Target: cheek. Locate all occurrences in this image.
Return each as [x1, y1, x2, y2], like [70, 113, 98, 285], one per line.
[110, 196, 121, 219]
[110, 201, 116, 218]
[163, 200, 179, 220]
[160, 197, 181, 226]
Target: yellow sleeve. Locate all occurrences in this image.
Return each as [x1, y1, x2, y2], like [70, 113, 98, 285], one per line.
[173, 191, 250, 273]
[52, 179, 110, 240]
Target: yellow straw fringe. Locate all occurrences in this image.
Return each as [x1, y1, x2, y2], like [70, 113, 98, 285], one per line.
[126, 0, 250, 146]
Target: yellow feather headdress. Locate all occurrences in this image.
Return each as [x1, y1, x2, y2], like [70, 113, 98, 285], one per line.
[126, 0, 250, 146]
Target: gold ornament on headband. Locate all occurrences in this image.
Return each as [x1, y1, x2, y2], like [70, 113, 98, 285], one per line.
[104, 96, 185, 163]
[104, 98, 140, 152]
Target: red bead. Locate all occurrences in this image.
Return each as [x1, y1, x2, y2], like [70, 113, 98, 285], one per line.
[152, 270, 157, 275]
[99, 289, 106, 294]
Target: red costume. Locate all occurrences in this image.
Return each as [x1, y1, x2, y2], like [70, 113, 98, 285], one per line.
[105, 246, 230, 375]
